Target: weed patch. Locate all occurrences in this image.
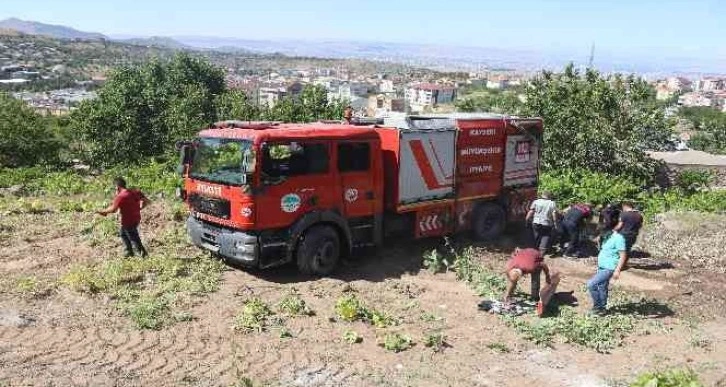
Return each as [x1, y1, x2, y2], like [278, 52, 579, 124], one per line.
[486, 342, 511, 353]
[380, 333, 413, 353]
[423, 331, 447, 352]
[441, 247, 641, 353]
[278, 293, 315, 317]
[343, 330, 362, 344]
[334, 294, 398, 328]
[234, 298, 274, 333]
[630, 368, 702, 387]
[60, 254, 224, 330]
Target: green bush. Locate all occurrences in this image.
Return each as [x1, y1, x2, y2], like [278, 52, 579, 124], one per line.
[675, 170, 712, 193]
[539, 170, 642, 206]
[0, 92, 65, 167]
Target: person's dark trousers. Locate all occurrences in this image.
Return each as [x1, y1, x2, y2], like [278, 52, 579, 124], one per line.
[530, 268, 542, 302]
[120, 224, 147, 257]
[532, 224, 553, 254]
[562, 221, 581, 256]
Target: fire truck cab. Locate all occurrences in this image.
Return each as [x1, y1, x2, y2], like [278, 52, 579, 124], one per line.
[178, 114, 542, 275]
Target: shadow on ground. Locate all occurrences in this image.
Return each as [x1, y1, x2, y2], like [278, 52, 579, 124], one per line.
[609, 299, 675, 318]
[543, 291, 580, 317]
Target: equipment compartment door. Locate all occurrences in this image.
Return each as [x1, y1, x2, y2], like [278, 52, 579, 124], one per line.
[337, 141, 379, 218]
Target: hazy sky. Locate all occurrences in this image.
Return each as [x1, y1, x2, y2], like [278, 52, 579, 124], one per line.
[1, 0, 724, 58]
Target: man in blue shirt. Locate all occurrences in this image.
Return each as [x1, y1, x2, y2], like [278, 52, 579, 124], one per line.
[587, 231, 627, 316]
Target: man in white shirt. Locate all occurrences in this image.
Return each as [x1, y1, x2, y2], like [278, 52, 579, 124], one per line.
[526, 191, 558, 256]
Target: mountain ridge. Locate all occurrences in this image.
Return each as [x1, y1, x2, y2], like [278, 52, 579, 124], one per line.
[0, 18, 107, 40]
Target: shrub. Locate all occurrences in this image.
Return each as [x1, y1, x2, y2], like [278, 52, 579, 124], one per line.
[675, 170, 712, 194]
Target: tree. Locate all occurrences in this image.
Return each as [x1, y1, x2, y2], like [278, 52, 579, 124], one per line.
[520, 64, 672, 181]
[0, 92, 63, 167]
[71, 53, 224, 166]
[683, 107, 726, 154]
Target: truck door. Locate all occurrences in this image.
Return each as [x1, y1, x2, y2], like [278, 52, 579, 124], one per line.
[337, 140, 383, 246]
[337, 141, 378, 218]
[256, 140, 338, 230]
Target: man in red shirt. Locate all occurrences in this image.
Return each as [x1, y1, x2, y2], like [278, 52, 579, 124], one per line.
[503, 247, 551, 303]
[96, 177, 150, 257]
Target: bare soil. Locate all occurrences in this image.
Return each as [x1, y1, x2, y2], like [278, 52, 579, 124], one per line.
[1, 203, 725, 387]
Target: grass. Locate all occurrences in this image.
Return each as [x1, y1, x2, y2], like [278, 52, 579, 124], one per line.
[60, 253, 225, 330]
[419, 312, 443, 322]
[630, 368, 702, 387]
[14, 276, 38, 294]
[486, 342, 511, 353]
[380, 333, 413, 353]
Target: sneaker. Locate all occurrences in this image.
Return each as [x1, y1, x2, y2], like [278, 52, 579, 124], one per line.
[124, 252, 134, 258]
[588, 308, 606, 317]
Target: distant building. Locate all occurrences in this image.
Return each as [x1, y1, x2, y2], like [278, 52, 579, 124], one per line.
[666, 77, 692, 92]
[367, 94, 405, 117]
[486, 78, 510, 90]
[258, 87, 287, 107]
[678, 92, 713, 107]
[656, 84, 675, 101]
[378, 80, 396, 94]
[328, 82, 373, 101]
[404, 83, 457, 111]
[693, 78, 725, 92]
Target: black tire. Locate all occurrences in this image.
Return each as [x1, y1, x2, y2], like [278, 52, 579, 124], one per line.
[296, 225, 341, 276]
[472, 203, 506, 241]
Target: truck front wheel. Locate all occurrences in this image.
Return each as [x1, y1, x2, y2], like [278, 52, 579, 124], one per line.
[296, 225, 341, 276]
[472, 203, 506, 241]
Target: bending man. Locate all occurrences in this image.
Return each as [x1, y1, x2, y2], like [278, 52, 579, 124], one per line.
[503, 247, 552, 303]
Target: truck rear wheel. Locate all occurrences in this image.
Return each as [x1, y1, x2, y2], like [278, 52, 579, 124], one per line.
[296, 225, 341, 276]
[472, 203, 506, 241]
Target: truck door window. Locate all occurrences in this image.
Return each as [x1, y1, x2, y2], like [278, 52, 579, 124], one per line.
[262, 142, 329, 183]
[338, 142, 370, 172]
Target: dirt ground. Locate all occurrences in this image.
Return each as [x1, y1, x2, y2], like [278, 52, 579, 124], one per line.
[1, 203, 725, 387]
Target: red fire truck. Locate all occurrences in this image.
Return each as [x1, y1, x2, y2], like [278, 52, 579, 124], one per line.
[177, 114, 543, 275]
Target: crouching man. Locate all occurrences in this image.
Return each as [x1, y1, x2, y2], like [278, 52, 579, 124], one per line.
[503, 247, 552, 304]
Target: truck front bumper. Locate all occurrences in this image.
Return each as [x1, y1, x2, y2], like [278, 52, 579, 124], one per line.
[186, 216, 259, 267]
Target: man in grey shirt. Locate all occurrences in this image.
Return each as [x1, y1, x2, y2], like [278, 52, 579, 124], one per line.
[526, 191, 558, 255]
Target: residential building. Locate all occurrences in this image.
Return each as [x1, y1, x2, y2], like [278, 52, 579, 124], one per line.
[367, 94, 405, 117]
[258, 87, 287, 107]
[486, 78, 510, 90]
[328, 82, 373, 101]
[678, 92, 713, 107]
[404, 83, 457, 111]
[694, 78, 725, 92]
[666, 77, 692, 92]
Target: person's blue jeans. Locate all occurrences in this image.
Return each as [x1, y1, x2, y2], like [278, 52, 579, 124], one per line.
[587, 268, 614, 310]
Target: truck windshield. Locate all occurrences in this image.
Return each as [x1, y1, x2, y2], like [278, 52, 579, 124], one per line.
[189, 138, 255, 186]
